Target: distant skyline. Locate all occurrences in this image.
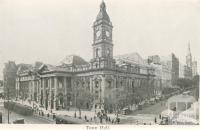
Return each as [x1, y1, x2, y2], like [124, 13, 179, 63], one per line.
[0, 0, 200, 79]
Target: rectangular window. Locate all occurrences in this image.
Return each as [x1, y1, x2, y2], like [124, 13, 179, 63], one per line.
[95, 91, 99, 99]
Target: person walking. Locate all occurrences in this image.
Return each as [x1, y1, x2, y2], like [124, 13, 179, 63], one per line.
[111, 119, 114, 124]
[74, 112, 76, 118]
[155, 117, 157, 124]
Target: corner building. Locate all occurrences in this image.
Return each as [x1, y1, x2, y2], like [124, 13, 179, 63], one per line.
[16, 2, 155, 112]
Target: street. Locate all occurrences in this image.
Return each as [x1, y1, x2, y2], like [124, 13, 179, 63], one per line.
[0, 99, 54, 124]
[118, 100, 167, 124]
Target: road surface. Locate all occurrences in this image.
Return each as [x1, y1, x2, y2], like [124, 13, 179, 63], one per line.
[0, 99, 54, 124]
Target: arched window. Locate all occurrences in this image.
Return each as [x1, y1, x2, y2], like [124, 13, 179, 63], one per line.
[107, 48, 110, 57]
[107, 81, 112, 88]
[95, 81, 99, 88]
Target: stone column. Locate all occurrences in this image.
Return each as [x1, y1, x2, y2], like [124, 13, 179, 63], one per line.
[36, 80, 39, 102]
[54, 77, 58, 110]
[90, 77, 93, 93]
[42, 78, 45, 107]
[64, 77, 67, 95]
[38, 80, 40, 104]
[63, 77, 67, 108]
[49, 77, 52, 110]
[32, 80, 35, 102]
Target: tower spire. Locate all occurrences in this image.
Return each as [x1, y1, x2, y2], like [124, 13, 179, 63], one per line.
[96, 0, 110, 22]
[186, 41, 192, 68]
[188, 41, 191, 54]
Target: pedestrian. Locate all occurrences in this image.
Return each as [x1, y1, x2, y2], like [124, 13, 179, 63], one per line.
[117, 118, 120, 124]
[106, 116, 108, 122]
[111, 119, 114, 124]
[42, 111, 44, 116]
[155, 117, 157, 123]
[108, 117, 111, 122]
[53, 113, 56, 120]
[74, 112, 77, 118]
[47, 113, 49, 118]
[85, 115, 87, 121]
[39, 111, 40, 115]
[159, 114, 161, 119]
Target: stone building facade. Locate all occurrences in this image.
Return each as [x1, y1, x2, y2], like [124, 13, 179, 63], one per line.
[192, 61, 198, 77]
[171, 53, 179, 85]
[148, 55, 171, 95]
[15, 1, 155, 111]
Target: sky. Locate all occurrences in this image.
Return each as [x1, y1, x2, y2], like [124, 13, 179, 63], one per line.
[0, 0, 200, 79]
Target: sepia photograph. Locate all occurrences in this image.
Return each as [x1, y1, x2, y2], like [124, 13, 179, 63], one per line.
[0, 0, 199, 128]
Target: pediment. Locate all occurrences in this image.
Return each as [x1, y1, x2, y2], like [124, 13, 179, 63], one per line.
[38, 64, 50, 73]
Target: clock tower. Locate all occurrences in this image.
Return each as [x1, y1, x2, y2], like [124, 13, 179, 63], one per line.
[91, 1, 115, 69]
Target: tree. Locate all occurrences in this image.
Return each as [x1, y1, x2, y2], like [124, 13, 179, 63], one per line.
[73, 87, 94, 110]
[192, 75, 199, 100]
[174, 78, 192, 89]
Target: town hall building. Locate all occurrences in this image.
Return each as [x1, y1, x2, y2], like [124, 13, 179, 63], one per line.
[15, 1, 155, 112]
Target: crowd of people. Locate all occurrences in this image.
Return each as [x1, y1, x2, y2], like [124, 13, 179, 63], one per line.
[73, 110, 120, 124]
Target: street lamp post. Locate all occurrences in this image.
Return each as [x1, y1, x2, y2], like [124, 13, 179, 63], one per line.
[100, 82, 102, 110]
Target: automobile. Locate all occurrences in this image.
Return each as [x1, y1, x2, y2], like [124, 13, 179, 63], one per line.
[121, 108, 131, 115]
[149, 98, 156, 105]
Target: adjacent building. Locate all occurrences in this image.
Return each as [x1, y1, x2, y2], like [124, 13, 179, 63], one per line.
[192, 61, 198, 77]
[179, 62, 185, 78]
[148, 55, 172, 95]
[0, 80, 3, 97]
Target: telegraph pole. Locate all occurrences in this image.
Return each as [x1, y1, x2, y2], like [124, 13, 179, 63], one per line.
[7, 87, 9, 124]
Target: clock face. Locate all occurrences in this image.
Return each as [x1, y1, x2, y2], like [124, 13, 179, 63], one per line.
[106, 31, 110, 38]
[96, 30, 101, 39]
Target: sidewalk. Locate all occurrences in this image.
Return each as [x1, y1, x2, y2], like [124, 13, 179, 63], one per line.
[12, 99, 161, 124]
[13, 100, 118, 124]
